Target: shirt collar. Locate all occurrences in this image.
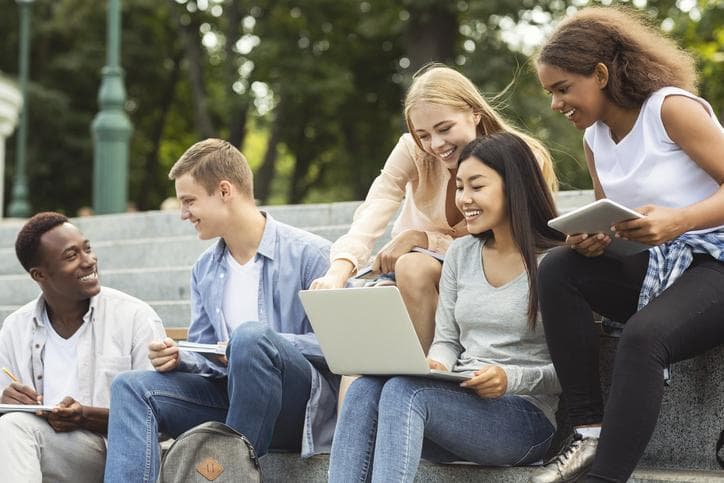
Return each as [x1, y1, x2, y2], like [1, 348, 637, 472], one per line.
[31, 291, 99, 327]
[211, 211, 278, 263]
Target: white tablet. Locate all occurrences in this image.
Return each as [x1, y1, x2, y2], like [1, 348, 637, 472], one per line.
[548, 199, 652, 256]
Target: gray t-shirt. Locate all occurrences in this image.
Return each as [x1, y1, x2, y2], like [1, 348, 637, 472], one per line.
[428, 235, 560, 426]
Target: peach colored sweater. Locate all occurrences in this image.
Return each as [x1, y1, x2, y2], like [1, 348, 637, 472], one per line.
[330, 133, 469, 269]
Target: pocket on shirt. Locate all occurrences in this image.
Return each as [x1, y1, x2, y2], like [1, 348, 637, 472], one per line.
[96, 355, 132, 389]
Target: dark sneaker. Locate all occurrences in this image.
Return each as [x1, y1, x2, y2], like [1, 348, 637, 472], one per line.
[529, 434, 598, 483]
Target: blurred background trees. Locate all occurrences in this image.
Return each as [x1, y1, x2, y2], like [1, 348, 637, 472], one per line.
[0, 0, 720, 214]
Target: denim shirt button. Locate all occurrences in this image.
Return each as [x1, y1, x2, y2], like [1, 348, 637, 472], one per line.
[219, 273, 224, 278]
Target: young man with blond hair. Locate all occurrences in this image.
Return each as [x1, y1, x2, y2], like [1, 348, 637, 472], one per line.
[103, 139, 337, 482]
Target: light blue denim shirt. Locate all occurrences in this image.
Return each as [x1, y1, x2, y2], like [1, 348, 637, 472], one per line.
[177, 212, 338, 456]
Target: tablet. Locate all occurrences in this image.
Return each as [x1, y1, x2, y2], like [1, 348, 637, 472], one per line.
[547, 199, 652, 256]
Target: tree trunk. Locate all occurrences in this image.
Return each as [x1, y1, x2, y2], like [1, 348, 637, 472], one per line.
[254, 100, 284, 203]
[170, 1, 215, 138]
[404, 4, 457, 72]
[138, 50, 183, 210]
[224, 1, 248, 148]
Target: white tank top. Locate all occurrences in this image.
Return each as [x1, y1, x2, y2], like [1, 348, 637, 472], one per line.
[584, 87, 722, 232]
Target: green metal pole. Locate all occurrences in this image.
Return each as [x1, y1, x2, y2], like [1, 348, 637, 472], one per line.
[92, 0, 132, 214]
[7, 0, 33, 218]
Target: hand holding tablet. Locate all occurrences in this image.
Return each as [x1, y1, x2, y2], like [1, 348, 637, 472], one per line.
[548, 199, 652, 256]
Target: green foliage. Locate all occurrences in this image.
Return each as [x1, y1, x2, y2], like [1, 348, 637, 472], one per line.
[0, 0, 720, 214]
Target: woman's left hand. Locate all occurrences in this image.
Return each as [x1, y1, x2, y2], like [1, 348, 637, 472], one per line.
[460, 365, 508, 398]
[612, 205, 689, 246]
[372, 229, 427, 274]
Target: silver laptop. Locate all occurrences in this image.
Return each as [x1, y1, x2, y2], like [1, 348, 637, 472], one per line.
[299, 286, 468, 382]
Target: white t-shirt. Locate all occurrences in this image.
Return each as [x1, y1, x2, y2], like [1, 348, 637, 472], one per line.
[584, 86, 723, 233]
[41, 308, 87, 406]
[222, 251, 260, 333]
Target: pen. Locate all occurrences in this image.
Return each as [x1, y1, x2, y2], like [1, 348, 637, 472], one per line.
[2, 367, 19, 383]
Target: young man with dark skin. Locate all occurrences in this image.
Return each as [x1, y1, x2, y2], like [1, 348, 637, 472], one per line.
[0, 212, 164, 482]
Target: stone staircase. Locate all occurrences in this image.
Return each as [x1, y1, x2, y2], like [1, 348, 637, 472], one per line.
[1, 190, 722, 482]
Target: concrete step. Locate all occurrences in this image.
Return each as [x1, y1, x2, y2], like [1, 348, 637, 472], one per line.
[554, 189, 595, 213]
[0, 267, 194, 306]
[258, 453, 724, 482]
[0, 224, 371, 276]
[0, 300, 193, 328]
[0, 191, 594, 249]
[0, 201, 366, 247]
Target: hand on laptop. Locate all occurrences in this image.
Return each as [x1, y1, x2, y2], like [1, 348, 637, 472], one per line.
[310, 259, 355, 289]
[427, 359, 449, 372]
[460, 365, 508, 398]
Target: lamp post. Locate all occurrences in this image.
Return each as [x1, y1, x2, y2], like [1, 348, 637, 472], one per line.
[92, 0, 132, 214]
[7, 0, 34, 218]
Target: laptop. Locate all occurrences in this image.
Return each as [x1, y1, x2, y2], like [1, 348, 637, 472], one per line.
[299, 286, 469, 382]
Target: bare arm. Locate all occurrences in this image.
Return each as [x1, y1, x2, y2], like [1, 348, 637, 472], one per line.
[615, 96, 724, 243]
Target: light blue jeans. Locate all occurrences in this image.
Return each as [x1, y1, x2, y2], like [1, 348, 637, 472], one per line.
[103, 322, 312, 483]
[329, 376, 555, 483]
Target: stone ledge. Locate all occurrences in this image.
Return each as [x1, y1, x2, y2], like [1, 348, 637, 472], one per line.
[259, 453, 724, 482]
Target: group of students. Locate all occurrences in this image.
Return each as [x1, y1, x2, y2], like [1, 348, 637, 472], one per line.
[0, 7, 722, 483]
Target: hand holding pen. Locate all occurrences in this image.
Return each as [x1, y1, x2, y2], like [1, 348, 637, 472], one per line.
[2, 367, 42, 406]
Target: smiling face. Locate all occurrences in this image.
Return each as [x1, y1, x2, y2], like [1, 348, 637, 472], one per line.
[455, 156, 508, 235]
[33, 223, 100, 302]
[409, 102, 480, 170]
[537, 63, 609, 130]
[175, 173, 228, 240]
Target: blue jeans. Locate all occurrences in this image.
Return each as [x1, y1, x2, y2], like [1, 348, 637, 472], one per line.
[329, 376, 555, 483]
[103, 322, 312, 483]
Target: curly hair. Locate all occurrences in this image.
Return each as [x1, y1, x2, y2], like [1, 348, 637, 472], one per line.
[15, 212, 69, 272]
[535, 6, 698, 108]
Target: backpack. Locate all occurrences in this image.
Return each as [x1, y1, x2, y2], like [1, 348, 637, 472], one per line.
[158, 421, 262, 482]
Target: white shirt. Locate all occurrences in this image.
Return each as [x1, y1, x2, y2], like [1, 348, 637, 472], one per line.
[584, 87, 723, 233]
[222, 251, 260, 334]
[41, 307, 87, 405]
[0, 287, 165, 408]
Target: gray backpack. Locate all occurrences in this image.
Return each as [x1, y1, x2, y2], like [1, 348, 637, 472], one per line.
[158, 421, 262, 482]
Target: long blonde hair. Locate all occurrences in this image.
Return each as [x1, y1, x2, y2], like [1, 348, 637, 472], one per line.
[404, 64, 558, 191]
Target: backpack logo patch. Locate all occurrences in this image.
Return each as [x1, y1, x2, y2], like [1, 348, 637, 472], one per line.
[196, 457, 224, 481]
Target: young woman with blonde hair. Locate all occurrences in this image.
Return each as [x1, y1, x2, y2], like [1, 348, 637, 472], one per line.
[311, 65, 556, 356]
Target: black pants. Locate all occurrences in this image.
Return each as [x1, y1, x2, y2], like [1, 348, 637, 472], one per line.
[538, 247, 724, 482]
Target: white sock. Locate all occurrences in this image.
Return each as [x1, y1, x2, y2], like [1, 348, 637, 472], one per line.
[575, 426, 601, 439]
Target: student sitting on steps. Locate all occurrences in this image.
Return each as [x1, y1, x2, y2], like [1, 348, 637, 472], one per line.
[103, 139, 337, 483]
[532, 7, 724, 482]
[328, 133, 563, 482]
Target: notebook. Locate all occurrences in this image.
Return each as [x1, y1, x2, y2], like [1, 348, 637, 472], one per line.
[299, 286, 468, 382]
